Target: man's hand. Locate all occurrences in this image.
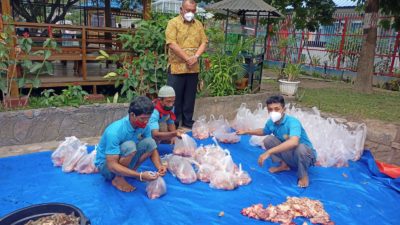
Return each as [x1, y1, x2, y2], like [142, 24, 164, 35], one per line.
[157, 165, 167, 176]
[141, 171, 159, 181]
[176, 130, 184, 138]
[186, 55, 198, 67]
[258, 151, 271, 167]
[236, 130, 247, 135]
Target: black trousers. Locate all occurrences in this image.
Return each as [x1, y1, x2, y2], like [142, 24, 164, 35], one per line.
[167, 72, 198, 127]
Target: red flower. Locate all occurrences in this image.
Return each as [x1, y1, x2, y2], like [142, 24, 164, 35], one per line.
[124, 72, 129, 78]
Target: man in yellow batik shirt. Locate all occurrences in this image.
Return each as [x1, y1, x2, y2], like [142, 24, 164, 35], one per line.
[165, 0, 208, 129]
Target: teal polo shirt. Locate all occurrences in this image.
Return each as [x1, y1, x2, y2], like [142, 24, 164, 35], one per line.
[95, 115, 152, 166]
[263, 114, 316, 156]
[148, 109, 175, 131]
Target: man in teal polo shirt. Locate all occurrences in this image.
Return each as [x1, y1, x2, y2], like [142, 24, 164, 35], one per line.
[149, 86, 182, 143]
[95, 96, 167, 192]
[237, 95, 316, 188]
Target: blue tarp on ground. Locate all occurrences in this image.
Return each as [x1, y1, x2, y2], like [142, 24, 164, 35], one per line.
[1, 135, 399, 225]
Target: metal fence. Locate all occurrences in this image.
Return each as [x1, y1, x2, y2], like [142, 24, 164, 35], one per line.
[265, 13, 400, 77]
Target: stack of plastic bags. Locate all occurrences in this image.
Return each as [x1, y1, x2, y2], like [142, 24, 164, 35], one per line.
[51, 136, 98, 174]
[235, 102, 368, 167]
[164, 136, 251, 190]
[286, 106, 367, 167]
[192, 114, 241, 144]
[231, 103, 269, 131]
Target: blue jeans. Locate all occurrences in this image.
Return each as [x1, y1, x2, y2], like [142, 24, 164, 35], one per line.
[263, 135, 316, 179]
[98, 138, 157, 180]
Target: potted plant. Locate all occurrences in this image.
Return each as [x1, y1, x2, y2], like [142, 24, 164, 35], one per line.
[0, 15, 57, 108]
[279, 63, 301, 96]
[99, 16, 170, 100]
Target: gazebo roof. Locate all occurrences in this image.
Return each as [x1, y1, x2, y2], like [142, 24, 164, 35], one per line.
[205, 0, 283, 17]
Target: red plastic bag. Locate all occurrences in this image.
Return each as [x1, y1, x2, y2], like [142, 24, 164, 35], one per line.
[376, 160, 400, 178]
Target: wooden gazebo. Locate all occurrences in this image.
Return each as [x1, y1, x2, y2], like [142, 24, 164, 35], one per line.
[0, 0, 153, 97]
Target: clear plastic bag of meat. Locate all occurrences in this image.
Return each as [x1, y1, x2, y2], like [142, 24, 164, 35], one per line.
[208, 115, 230, 135]
[234, 164, 252, 186]
[62, 145, 87, 172]
[195, 145, 226, 166]
[166, 155, 197, 184]
[173, 134, 197, 157]
[231, 103, 254, 131]
[250, 103, 269, 130]
[195, 163, 216, 183]
[214, 150, 237, 173]
[209, 170, 237, 190]
[214, 128, 241, 144]
[51, 136, 83, 167]
[192, 115, 210, 139]
[74, 150, 98, 174]
[146, 176, 167, 199]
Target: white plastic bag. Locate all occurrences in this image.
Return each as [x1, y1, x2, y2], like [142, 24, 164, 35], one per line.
[231, 103, 253, 131]
[173, 134, 197, 157]
[192, 115, 210, 139]
[51, 136, 82, 166]
[146, 177, 167, 199]
[214, 128, 241, 144]
[234, 164, 252, 186]
[208, 115, 230, 135]
[74, 150, 98, 174]
[195, 163, 215, 183]
[249, 135, 267, 149]
[62, 145, 87, 172]
[250, 103, 269, 130]
[166, 155, 197, 184]
[210, 170, 237, 190]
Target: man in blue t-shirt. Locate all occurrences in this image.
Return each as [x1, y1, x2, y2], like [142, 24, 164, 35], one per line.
[95, 96, 167, 192]
[237, 95, 316, 188]
[149, 86, 183, 144]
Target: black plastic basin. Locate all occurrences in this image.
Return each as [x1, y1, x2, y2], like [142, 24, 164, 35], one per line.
[0, 203, 90, 225]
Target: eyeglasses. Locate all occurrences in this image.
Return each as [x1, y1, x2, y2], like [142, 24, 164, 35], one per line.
[134, 114, 151, 122]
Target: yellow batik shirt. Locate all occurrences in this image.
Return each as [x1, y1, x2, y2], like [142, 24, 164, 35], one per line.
[165, 15, 208, 74]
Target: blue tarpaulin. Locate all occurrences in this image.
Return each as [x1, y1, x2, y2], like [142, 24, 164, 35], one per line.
[1, 135, 399, 225]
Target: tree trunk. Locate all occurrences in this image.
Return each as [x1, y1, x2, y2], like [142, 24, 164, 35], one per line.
[355, 0, 379, 93]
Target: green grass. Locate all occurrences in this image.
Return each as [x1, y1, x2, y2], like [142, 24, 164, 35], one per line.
[297, 87, 400, 123]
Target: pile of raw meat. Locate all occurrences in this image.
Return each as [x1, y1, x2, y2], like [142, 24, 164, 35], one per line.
[241, 197, 334, 225]
[192, 115, 241, 143]
[165, 136, 251, 190]
[25, 213, 80, 225]
[51, 136, 98, 174]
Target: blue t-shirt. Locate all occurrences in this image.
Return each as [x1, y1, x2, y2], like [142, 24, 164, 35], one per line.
[148, 109, 175, 131]
[95, 115, 151, 166]
[263, 114, 316, 156]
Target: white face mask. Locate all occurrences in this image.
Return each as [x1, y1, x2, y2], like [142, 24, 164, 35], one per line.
[270, 111, 282, 123]
[184, 12, 195, 22]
